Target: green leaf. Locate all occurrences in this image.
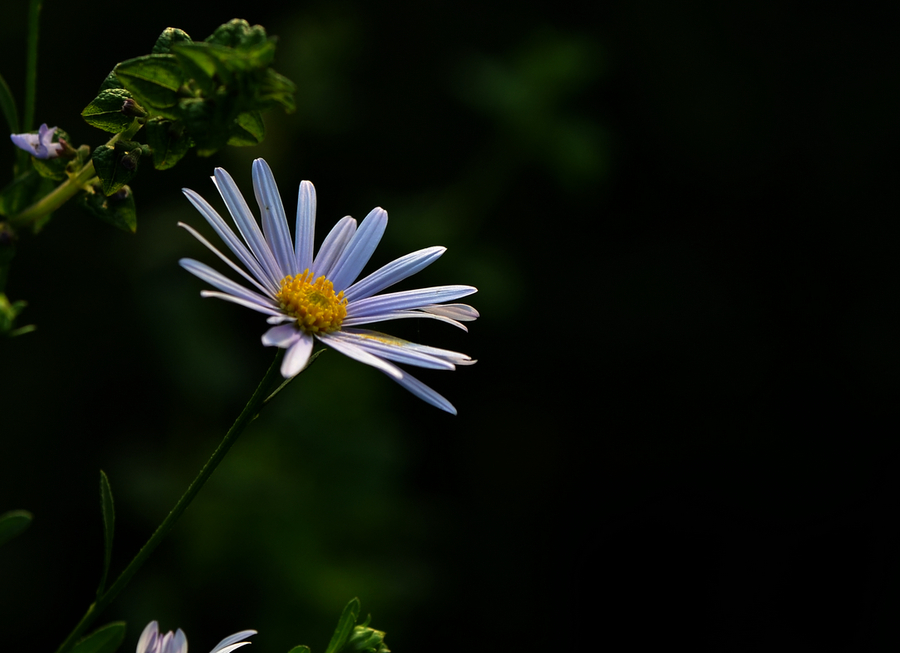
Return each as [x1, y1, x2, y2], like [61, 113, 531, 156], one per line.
[0, 167, 54, 222]
[145, 118, 192, 170]
[0, 509, 33, 546]
[152, 27, 193, 55]
[324, 598, 361, 653]
[77, 183, 137, 233]
[98, 470, 115, 595]
[115, 54, 184, 109]
[227, 111, 265, 147]
[82, 89, 138, 133]
[92, 141, 143, 196]
[72, 622, 126, 653]
[0, 71, 20, 135]
[287, 647, 312, 653]
[260, 69, 298, 113]
[205, 19, 269, 49]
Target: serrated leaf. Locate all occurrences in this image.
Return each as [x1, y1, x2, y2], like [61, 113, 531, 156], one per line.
[98, 471, 115, 595]
[227, 111, 265, 147]
[82, 89, 137, 133]
[77, 183, 137, 233]
[98, 69, 124, 93]
[92, 142, 142, 196]
[145, 118, 192, 170]
[324, 599, 361, 653]
[206, 19, 269, 49]
[0, 510, 33, 546]
[72, 622, 126, 653]
[152, 27, 193, 55]
[115, 55, 184, 109]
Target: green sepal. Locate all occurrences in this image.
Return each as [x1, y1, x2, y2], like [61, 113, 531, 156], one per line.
[324, 598, 361, 653]
[0, 509, 33, 546]
[77, 182, 137, 233]
[31, 129, 72, 181]
[287, 647, 312, 653]
[152, 27, 193, 55]
[0, 167, 55, 224]
[145, 118, 192, 170]
[228, 111, 265, 147]
[98, 470, 115, 595]
[92, 141, 143, 196]
[82, 89, 139, 133]
[72, 622, 126, 653]
[260, 68, 298, 113]
[115, 54, 184, 110]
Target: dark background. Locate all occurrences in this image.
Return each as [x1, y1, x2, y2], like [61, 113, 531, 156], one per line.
[2, 1, 899, 651]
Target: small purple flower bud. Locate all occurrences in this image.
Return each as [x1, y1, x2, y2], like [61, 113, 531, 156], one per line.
[9, 123, 64, 159]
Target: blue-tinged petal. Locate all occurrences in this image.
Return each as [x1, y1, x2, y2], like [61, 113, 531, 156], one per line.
[168, 629, 187, 653]
[213, 167, 283, 285]
[347, 285, 477, 318]
[376, 359, 458, 415]
[252, 159, 295, 276]
[281, 332, 314, 377]
[317, 332, 403, 379]
[210, 630, 257, 653]
[178, 222, 273, 297]
[179, 259, 278, 309]
[137, 622, 159, 653]
[342, 309, 472, 331]
[312, 216, 356, 279]
[182, 189, 277, 295]
[295, 180, 316, 273]
[343, 328, 473, 364]
[199, 291, 285, 317]
[261, 324, 302, 348]
[343, 246, 446, 302]
[419, 303, 480, 321]
[327, 207, 388, 292]
[325, 330, 456, 370]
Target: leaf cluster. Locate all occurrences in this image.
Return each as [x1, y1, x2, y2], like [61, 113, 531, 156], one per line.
[83, 19, 296, 167]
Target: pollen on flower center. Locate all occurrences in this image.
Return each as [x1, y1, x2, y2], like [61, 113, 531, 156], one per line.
[275, 269, 348, 333]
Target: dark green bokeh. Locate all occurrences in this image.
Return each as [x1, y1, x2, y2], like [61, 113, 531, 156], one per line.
[2, 2, 899, 651]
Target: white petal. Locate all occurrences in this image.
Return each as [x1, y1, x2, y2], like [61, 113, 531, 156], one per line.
[210, 630, 257, 653]
[312, 216, 357, 278]
[317, 332, 403, 379]
[182, 189, 277, 295]
[325, 330, 456, 370]
[213, 167, 283, 285]
[327, 207, 388, 292]
[342, 309, 471, 331]
[252, 159, 295, 276]
[343, 246, 446, 302]
[419, 302, 480, 321]
[137, 622, 158, 653]
[347, 285, 477, 318]
[378, 360, 458, 414]
[261, 324, 302, 348]
[178, 222, 273, 298]
[199, 291, 285, 317]
[295, 180, 316, 273]
[281, 333, 315, 377]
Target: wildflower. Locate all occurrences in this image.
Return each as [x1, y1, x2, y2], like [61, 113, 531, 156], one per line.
[179, 159, 477, 414]
[9, 123, 64, 159]
[137, 621, 256, 653]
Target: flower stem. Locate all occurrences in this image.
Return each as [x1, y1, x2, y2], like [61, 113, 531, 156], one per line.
[54, 350, 285, 653]
[10, 160, 97, 230]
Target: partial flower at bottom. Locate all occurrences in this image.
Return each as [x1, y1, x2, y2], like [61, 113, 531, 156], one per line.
[179, 158, 478, 414]
[137, 621, 256, 653]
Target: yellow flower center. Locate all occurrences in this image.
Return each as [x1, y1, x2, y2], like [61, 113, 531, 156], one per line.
[275, 270, 348, 333]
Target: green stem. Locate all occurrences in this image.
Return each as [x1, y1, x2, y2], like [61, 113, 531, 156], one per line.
[10, 161, 96, 230]
[11, 121, 143, 231]
[24, 0, 42, 133]
[54, 351, 285, 653]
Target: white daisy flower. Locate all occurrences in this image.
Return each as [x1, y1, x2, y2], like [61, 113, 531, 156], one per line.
[137, 621, 256, 653]
[179, 159, 478, 414]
